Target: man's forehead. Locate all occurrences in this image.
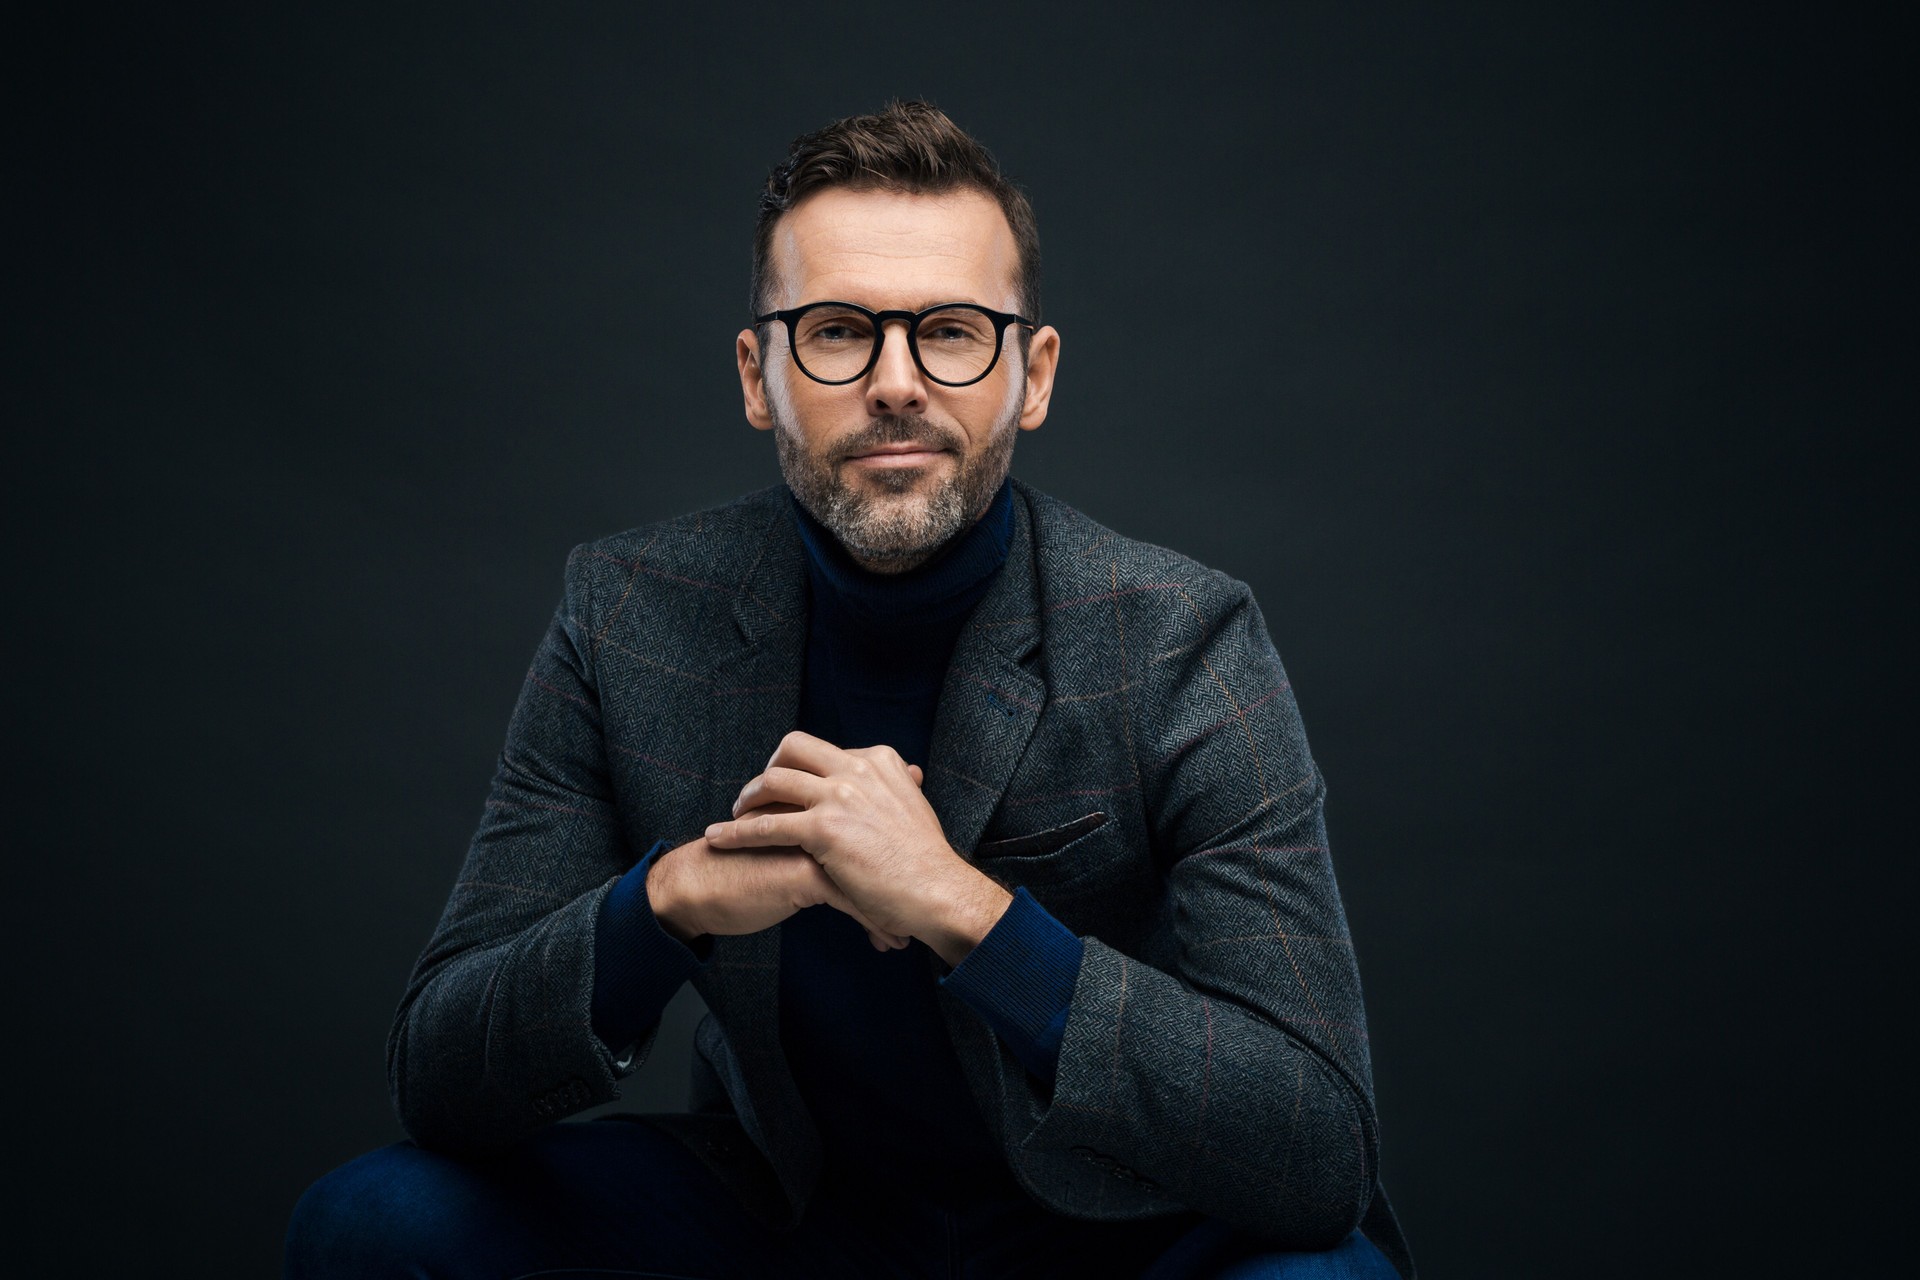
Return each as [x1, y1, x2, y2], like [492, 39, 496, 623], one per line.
[768, 186, 1019, 310]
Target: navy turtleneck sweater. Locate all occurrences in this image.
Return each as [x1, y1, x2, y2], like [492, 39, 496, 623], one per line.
[590, 476, 1085, 1202]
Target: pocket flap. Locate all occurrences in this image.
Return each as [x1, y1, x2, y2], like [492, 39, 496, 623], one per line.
[975, 810, 1110, 861]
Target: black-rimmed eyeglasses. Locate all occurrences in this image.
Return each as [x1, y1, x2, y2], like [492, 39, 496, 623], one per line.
[753, 301, 1036, 387]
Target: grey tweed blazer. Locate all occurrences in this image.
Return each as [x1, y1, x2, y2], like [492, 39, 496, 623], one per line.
[387, 478, 1412, 1275]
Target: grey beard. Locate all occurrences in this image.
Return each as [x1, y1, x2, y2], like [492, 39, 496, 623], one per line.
[772, 405, 1018, 574]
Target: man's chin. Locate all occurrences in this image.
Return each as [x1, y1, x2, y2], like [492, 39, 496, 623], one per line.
[840, 457, 949, 492]
[825, 497, 959, 569]
[852, 477, 945, 514]
[833, 467, 948, 513]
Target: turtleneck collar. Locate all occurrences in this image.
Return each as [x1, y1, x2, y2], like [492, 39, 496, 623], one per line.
[788, 477, 1015, 628]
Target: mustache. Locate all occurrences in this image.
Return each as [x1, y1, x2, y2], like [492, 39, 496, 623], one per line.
[833, 415, 960, 461]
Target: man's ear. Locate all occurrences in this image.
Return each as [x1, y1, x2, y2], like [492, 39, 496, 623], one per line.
[737, 328, 774, 431]
[1018, 325, 1061, 431]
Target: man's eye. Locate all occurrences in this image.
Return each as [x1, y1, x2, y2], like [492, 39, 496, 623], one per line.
[927, 325, 975, 343]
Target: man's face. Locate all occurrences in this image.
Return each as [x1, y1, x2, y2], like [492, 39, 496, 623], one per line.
[736, 186, 1060, 573]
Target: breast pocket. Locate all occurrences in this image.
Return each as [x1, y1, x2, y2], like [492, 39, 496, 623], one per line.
[973, 810, 1121, 899]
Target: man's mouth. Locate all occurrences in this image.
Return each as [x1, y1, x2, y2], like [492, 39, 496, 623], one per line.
[845, 444, 948, 469]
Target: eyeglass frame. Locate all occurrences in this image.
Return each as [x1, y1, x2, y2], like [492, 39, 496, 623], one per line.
[752, 300, 1037, 388]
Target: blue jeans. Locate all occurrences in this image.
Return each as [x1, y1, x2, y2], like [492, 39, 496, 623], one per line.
[286, 1116, 1397, 1279]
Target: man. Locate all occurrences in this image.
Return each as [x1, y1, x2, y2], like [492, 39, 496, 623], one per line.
[287, 101, 1414, 1279]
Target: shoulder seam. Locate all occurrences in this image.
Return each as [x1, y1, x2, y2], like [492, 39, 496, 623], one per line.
[564, 542, 599, 685]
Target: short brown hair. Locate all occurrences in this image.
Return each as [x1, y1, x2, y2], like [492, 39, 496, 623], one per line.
[750, 100, 1041, 323]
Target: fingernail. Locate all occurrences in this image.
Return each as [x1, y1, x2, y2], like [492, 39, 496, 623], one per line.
[705, 823, 722, 839]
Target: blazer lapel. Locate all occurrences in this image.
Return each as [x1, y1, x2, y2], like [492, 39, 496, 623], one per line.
[923, 482, 1045, 863]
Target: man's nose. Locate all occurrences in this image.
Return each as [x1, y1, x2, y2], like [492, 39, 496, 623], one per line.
[865, 320, 929, 417]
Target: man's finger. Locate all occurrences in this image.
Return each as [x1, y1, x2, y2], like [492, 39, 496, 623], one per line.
[907, 764, 924, 787]
[731, 766, 828, 818]
[706, 811, 805, 848]
[705, 802, 800, 849]
[765, 729, 853, 778]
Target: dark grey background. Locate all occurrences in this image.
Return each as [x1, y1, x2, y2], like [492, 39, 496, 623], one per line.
[18, 3, 1901, 1276]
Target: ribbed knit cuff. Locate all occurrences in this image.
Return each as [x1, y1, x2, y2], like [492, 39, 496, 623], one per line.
[938, 886, 1084, 1087]
[590, 837, 712, 1062]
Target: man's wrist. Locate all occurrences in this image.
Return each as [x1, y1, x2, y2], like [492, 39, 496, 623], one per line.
[646, 847, 703, 944]
[923, 865, 1014, 968]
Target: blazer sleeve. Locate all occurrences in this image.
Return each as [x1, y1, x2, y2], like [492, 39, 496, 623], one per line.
[385, 543, 685, 1156]
[1009, 568, 1380, 1248]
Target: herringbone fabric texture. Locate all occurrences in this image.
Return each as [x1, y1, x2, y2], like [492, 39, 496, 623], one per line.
[387, 479, 1401, 1264]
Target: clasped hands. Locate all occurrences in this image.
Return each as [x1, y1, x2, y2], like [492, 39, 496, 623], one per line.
[645, 731, 1013, 967]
